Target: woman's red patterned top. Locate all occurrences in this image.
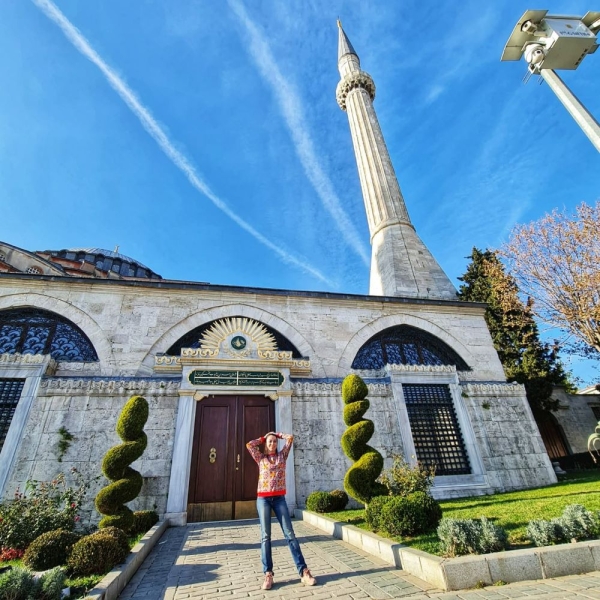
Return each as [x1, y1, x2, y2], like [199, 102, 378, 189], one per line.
[246, 434, 293, 497]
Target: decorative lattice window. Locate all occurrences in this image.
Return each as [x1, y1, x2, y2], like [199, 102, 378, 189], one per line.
[0, 378, 25, 452]
[25, 266, 42, 275]
[166, 316, 302, 357]
[0, 253, 6, 262]
[403, 384, 471, 476]
[352, 325, 469, 370]
[0, 308, 98, 362]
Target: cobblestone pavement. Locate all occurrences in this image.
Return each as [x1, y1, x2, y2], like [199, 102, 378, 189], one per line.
[119, 520, 600, 600]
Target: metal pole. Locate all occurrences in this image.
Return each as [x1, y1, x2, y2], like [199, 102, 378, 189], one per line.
[540, 69, 600, 152]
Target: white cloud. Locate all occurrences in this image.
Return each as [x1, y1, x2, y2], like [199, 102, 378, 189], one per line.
[227, 0, 370, 266]
[32, 0, 333, 286]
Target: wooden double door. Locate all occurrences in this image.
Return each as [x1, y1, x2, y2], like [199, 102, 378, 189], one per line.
[187, 395, 275, 522]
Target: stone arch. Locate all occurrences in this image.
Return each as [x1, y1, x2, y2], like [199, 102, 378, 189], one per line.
[0, 293, 115, 373]
[338, 313, 475, 374]
[138, 304, 325, 377]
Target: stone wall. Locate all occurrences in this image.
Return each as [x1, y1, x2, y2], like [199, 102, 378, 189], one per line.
[0, 279, 506, 382]
[291, 381, 400, 507]
[551, 387, 600, 454]
[4, 377, 179, 523]
[0, 276, 559, 518]
[462, 383, 556, 491]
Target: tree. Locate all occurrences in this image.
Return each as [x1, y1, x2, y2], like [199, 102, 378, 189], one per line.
[499, 201, 600, 358]
[95, 395, 149, 530]
[458, 248, 572, 414]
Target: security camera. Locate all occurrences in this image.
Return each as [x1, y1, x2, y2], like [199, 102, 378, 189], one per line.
[523, 43, 546, 66]
[521, 20, 539, 34]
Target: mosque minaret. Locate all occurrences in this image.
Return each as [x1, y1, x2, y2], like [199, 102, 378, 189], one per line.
[336, 22, 457, 300]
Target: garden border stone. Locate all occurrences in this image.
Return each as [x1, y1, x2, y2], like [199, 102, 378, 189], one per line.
[83, 520, 167, 600]
[296, 509, 600, 591]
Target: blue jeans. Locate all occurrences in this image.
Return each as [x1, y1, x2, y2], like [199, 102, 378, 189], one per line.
[257, 495, 307, 576]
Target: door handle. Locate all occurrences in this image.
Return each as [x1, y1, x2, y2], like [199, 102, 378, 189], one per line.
[209, 448, 217, 463]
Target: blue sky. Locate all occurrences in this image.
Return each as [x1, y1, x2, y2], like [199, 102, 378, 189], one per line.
[1, 1, 598, 383]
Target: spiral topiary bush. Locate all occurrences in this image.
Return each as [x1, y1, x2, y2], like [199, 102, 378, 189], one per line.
[95, 395, 149, 531]
[340, 374, 386, 505]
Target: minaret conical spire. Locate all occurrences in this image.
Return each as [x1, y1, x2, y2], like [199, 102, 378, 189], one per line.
[337, 20, 357, 61]
[336, 23, 456, 300]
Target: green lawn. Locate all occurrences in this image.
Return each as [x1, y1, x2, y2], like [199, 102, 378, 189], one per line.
[321, 470, 600, 555]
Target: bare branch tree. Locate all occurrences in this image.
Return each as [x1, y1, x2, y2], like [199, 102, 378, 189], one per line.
[499, 201, 600, 356]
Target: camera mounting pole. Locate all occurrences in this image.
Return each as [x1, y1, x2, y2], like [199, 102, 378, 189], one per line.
[502, 9, 600, 152]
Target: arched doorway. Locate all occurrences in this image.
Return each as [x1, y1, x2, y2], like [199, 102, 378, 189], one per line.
[164, 316, 307, 523]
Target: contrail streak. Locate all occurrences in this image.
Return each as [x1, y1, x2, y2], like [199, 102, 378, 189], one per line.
[32, 0, 332, 285]
[227, 0, 370, 266]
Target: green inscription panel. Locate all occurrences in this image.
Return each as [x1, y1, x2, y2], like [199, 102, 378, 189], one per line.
[188, 370, 284, 387]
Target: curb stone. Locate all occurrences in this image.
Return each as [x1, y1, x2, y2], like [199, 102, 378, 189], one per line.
[295, 509, 600, 591]
[82, 520, 168, 600]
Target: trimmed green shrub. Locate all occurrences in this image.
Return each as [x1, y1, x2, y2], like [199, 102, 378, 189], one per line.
[559, 504, 598, 541]
[37, 567, 67, 600]
[67, 533, 126, 576]
[341, 375, 368, 403]
[377, 492, 442, 537]
[477, 516, 509, 553]
[340, 374, 386, 505]
[437, 517, 508, 556]
[0, 566, 36, 600]
[365, 495, 392, 531]
[306, 490, 349, 513]
[23, 529, 79, 571]
[91, 526, 130, 557]
[131, 510, 159, 535]
[329, 489, 349, 511]
[95, 395, 149, 531]
[378, 455, 436, 497]
[526, 519, 563, 547]
[306, 491, 331, 513]
[526, 504, 600, 546]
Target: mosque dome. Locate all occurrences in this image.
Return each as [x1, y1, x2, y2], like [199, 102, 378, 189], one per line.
[45, 247, 162, 279]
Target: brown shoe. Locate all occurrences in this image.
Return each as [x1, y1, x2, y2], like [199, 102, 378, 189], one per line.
[262, 572, 274, 590]
[301, 568, 317, 586]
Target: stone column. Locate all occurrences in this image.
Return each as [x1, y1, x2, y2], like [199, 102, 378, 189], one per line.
[165, 393, 196, 526]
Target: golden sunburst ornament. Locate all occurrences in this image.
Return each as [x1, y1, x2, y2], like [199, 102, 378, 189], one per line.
[200, 318, 277, 354]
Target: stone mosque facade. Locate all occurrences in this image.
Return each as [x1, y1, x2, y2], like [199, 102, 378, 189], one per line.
[0, 25, 557, 525]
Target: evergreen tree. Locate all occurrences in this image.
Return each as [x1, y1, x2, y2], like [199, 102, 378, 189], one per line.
[458, 248, 572, 414]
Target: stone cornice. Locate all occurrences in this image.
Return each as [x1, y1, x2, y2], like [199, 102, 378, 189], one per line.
[0, 353, 57, 374]
[461, 382, 526, 397]
[336, 71, 376, 110]
[0, 352, 51, 366]
[292, 381, 390, 396]
[155, 351, 311, 376]
[40, 378, 180, 396]
[386, 364, 457, 374]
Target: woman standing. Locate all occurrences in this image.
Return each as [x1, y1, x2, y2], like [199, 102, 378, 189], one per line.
[246, 431, 317, 590]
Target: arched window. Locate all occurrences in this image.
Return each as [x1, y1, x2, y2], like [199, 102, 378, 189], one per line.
[0, 308, 98, 362]
[166, 317, 302, 357]
[352, 325, 469, 370]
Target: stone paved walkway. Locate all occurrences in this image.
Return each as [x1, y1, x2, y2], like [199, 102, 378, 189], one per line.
[119, 520, 600, 600]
